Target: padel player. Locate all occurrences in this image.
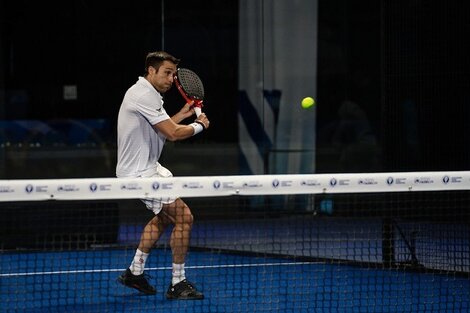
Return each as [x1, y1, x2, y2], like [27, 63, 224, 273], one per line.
[116, 51, 209, 299]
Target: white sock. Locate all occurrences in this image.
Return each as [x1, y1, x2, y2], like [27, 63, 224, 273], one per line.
[172, 263, 186, 286]
[129, 249, 149, 276]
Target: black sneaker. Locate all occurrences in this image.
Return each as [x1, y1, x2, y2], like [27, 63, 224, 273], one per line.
[166, 279, 204, 300]
[117, 268, 156, 295]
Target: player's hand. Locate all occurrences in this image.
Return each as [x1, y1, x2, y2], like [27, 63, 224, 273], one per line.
[179, 101, 196, 119]
[195, 113, 210, 129]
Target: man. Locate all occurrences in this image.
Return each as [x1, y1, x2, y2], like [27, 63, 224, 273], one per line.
[116, 51, 209, 300]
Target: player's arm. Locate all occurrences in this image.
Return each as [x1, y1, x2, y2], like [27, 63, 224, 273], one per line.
[153, 114, 209, 141]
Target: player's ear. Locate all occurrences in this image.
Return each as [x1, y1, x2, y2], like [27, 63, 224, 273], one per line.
[148, 66, 158, 75]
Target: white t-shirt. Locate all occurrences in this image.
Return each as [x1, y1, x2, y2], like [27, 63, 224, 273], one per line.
[116, 77, 170, 177]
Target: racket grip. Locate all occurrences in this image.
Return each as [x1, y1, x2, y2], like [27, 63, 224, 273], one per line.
[194, 107, 202, 117]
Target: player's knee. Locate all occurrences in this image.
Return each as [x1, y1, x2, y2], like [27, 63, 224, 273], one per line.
[183, 206, 194, 228]
[178, 202, 194, 228]
[169, 199, 194, 230]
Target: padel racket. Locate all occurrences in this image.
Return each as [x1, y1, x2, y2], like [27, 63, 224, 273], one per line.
[174, 68, 205, 117]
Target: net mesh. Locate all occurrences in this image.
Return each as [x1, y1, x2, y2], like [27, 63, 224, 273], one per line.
[1, 173, 469, 312]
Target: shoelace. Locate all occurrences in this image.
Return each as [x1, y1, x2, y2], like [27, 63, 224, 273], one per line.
[180, 280, 196, 290]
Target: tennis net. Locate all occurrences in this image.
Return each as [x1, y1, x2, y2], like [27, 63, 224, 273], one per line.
[1, 171, 469, 312]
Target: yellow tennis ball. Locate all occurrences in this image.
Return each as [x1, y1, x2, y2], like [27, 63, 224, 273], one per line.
[301, 97, 315, 109]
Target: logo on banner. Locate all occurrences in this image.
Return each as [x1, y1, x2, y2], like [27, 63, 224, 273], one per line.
[182, 182, 203, 189]
[358, 178, 378, 185]
[161, 183, 173, 190]
[25, 184, 34, 193]
[152, 182, 160, 190]
[0, 185, 14, 193]
[120, 183, 142, 190]
[243, 181, 263, 188]
[414, 177, 434, 184]
[301, 180, 321, 186]
[329, 178, 349, 187]
[212, 180, 234, 189]
[272, 179, 292, 188]
[89, 183, 111, 192]
[57, 185, 80, 192]
[442, 175, 462, 184]
[89, 183, 98, 192]
[24, 184, 48, 193]
[386, 177, 406, 185]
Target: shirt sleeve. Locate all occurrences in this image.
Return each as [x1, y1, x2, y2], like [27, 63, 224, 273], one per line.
[135, 91, 170, 126]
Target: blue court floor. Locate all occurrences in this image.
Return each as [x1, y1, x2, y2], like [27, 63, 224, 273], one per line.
[1, 248, 469, 313]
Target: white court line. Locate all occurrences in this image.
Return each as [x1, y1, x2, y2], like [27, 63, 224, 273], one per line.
[0, 261, 319, 278]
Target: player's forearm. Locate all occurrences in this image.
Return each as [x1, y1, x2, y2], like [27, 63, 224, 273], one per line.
[171, 112, 185, 124]
[165, 124, 201, 141]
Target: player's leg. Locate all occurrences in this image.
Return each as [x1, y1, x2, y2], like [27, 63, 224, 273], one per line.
[131, 214, 169, 273]
[161, 198, 193, 264]
[118, 200, 169, 295]
[138, 215, 168, 253]
[160, 198, 204, 300]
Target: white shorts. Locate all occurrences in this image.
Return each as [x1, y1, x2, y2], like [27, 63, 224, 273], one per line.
[139, 162, 177, 214]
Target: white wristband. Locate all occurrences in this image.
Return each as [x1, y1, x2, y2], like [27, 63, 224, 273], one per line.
[190, 122, 204, 136]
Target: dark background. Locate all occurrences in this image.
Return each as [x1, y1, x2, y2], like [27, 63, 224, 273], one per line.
[0, 0, 238, 141]
[316, 0, 470, 172]
[1, 0, 469, 178]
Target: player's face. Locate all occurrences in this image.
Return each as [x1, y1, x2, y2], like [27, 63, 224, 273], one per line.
[148, 61, 177, 93]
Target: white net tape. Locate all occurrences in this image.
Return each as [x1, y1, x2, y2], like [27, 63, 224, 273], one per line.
[1, 171, 469, 202]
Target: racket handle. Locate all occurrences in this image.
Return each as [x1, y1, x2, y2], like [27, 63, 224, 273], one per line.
[194, 106, 202, 117]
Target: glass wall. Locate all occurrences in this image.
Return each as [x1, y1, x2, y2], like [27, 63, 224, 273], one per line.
[238, 1, 318, 175]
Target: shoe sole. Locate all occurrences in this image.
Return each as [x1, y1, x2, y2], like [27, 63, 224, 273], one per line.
[166, 294, 204, 300]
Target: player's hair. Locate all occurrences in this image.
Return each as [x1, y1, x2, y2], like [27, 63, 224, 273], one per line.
[144, 51, 180, 76]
